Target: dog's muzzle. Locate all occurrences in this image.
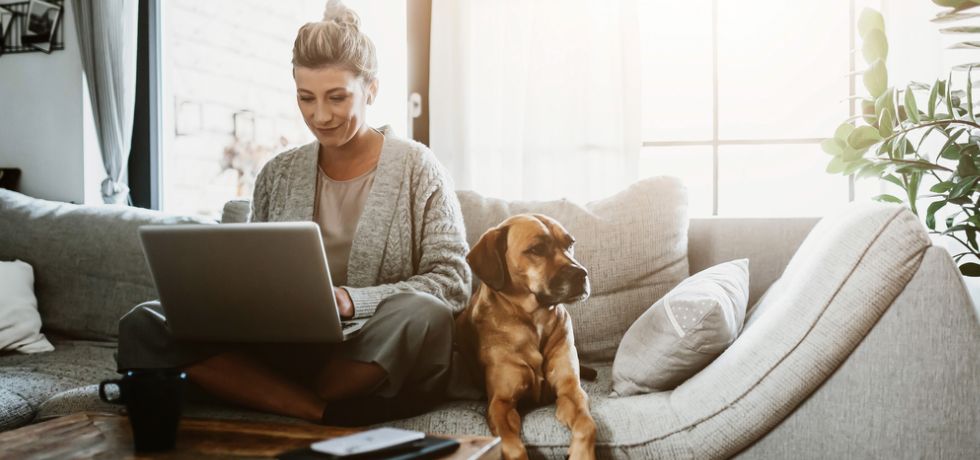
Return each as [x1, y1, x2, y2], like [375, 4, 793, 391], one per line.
[539, 264, 591, 305]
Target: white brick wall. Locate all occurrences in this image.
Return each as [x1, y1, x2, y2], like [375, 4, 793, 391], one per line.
[160, 0, 406, 219]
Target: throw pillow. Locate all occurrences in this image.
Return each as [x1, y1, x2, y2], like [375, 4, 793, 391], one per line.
[0, 259, 54, 353]
[611, 259, 749, 396]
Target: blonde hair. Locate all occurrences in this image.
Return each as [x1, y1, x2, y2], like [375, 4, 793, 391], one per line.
[292, 0, 378, 81]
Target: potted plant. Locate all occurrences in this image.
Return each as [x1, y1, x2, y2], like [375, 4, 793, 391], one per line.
[824, 1, 980, 276]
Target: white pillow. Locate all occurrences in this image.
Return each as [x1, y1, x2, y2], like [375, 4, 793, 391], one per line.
[611, 259, 749, 396]
[0, 260, 54, 353]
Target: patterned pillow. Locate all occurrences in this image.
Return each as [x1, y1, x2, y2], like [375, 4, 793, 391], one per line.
[611, 259, 749, 395]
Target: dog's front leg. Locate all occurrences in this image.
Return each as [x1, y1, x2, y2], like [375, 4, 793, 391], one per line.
[485, 365, 530, 460]
[546, 351, 596, 460]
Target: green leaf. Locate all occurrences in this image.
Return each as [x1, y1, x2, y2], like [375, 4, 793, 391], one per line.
[950, 175, 980, 198]
[905, 85, 921, 124]
[857, 162, 888, 179]
[864, 59, 888, 98]
[958, 154, 980, 176]
[931, 181, 955, 192]
[847, 125, 883, 149]
[862, 29, 889, 63]
[858, 8, 886, 37]
[834, 122, 855, 141]
[926, 200, 947, 230]
[931, 11, 980, 23]
[821, 138, 845, 156]
[943, 224, 974, 235]
[958, 262, 980, 277]
[969, 65, 976, 122]
[937, 128, 967, 160]
[968, 228, 978, 250]
[882, 173, 904, 187]
[872, 194, 903, 203]
[844, 146, 869, 162]
[941, 26, 980, 34]
[878, 109, 894, 137]
[928, 79, 940, 118]
[946, 71, 956, 119]
[909, 172, 922, 214]
[843, 159, 871, 176]
[826, 157, 846, 174]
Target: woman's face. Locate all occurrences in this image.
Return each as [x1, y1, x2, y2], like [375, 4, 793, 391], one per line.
[294, 65, 378, 149]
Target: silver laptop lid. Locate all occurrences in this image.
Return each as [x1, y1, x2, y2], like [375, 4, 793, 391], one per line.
[138, 222, 363, 343]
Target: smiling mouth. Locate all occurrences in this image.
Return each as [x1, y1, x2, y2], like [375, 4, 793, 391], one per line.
[316, 124, 344, 132]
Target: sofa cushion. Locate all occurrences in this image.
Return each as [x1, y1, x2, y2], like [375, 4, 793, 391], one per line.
[0, 338, 118, 430]
[612, 259, 749, 395]
[0, 190, 213, 340]
[456, 177, 689, 361]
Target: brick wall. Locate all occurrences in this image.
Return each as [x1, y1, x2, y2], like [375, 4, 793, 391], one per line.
[161, 0, 323, 218]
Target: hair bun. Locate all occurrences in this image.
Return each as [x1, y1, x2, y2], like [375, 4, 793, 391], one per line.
[323, 0, 361, 28]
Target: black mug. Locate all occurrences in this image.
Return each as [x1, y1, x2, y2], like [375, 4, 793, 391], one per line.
[99, 369, 187, 452]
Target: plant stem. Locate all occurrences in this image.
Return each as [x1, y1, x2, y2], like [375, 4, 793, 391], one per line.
[881, 158, 956, 173]
[886, 119, 980, 144]
[944, 232, 980, 255]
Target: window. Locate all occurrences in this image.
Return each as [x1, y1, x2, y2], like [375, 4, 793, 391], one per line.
[158, 0, 407, 219]
[638, 0, 875, 216]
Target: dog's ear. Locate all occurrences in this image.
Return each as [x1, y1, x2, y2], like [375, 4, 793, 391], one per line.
[467, 225, 510, 291]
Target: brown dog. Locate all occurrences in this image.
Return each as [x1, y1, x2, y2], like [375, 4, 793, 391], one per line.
[455, 214, 596, 460]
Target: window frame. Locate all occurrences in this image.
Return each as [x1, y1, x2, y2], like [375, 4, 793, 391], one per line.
[640, 0, 859, 216]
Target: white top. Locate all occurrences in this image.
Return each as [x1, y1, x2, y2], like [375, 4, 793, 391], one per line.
[313, 164, 377, 286]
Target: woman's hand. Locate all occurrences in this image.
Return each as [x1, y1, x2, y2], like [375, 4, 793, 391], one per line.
[334, 287, 354, 319]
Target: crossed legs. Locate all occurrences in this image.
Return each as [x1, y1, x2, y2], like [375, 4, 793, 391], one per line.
[185, 352, 385, 423]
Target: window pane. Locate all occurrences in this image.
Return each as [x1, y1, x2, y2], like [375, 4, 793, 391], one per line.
[717, 0, 850, 140]
[160, 0, 406, 219]
[639, 146, 713, 217]
[639, 0, 713, 142]
[718, 144, 850, 217]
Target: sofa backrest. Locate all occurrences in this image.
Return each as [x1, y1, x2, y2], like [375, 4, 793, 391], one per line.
[688, 216, 819, 307]
[0, 190, 213, 341]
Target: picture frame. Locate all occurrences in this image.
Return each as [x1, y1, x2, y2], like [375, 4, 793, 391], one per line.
[22, 0, 60, 53]
[0, 6, 15, 56]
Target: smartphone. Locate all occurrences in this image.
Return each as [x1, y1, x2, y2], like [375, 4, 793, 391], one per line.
[311, 428, 425, 457]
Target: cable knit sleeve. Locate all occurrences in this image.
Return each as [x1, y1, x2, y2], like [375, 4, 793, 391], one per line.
[249, 160, 274, 223]
[342, 152, 472, 318]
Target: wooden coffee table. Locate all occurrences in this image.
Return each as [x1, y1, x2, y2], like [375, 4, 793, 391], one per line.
[0, 412, 501, 459]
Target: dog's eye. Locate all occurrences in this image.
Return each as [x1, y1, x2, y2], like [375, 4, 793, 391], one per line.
[526, 244, 546, 256]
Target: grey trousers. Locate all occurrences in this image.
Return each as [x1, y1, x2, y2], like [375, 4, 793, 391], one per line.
[116, 291, 455, 422]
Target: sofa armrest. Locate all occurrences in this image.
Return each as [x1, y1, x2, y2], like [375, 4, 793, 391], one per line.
[688, 217, 820, 306]
[733, 245, 980, 458]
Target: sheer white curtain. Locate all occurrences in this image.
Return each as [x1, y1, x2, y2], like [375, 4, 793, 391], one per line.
[72, 0, 138, 205]
[429, 0, 640, 202]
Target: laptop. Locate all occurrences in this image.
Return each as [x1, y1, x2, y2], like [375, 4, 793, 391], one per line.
[138, 222, 366, 343]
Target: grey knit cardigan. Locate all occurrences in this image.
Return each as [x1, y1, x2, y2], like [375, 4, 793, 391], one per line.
[249, 128, 472, 319]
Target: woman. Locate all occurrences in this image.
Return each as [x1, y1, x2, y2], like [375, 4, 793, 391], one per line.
[116, 0, 471, 425]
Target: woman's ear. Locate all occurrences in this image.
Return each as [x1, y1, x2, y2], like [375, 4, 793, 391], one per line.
[367, 78, 379, 105]
[466, 225, 510, 291]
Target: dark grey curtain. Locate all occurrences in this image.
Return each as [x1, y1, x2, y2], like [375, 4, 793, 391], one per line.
[71, 0, 138, 204]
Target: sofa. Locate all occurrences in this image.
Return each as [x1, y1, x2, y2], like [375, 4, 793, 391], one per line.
[1, 181, 978, 459]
